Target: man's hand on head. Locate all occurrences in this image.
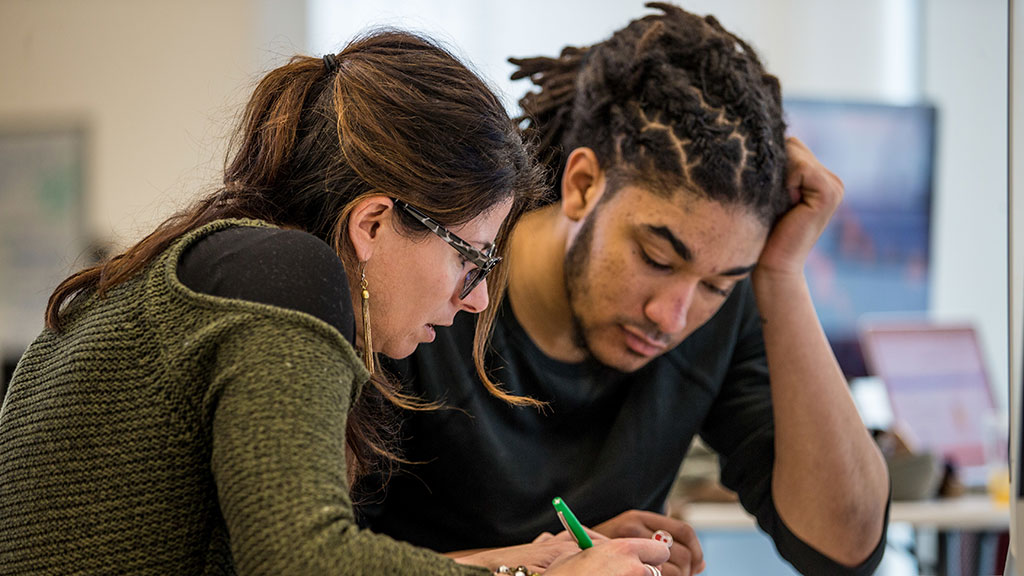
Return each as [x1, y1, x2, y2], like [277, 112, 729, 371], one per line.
[755, 136, 844, 280]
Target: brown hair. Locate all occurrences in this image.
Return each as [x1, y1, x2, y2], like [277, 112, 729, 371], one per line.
[511, 2, 791, 225]
[44, 30, 546, 480]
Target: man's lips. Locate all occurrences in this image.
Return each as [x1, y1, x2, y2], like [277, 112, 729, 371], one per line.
[621, 325, 668, 357]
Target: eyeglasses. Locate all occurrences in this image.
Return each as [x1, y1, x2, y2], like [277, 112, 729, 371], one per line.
[394, 199, 502, 299]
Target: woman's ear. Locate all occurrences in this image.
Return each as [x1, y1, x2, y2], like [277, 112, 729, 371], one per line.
[561, 147, 606, 222]
[346, 195, 394, 262]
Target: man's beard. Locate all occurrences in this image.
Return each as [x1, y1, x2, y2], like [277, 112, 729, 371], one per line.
[564, 210, 598, 360]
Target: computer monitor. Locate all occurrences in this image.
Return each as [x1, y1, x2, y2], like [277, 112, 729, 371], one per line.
[784, 99, 937, 378]
[861, 323, 998, 486]
[1007, 1, 1023, 574]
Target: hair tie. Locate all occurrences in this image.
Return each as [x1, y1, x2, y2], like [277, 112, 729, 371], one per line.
[323, 53, 339, 73]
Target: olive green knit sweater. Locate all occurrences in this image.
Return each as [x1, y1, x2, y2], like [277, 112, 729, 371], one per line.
[0, 220, 489, 575]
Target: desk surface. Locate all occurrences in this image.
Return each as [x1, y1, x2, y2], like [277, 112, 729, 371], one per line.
[681, 495, 1009, 531]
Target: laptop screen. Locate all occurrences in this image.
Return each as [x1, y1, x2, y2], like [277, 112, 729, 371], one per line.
[860, 324, 997, 476]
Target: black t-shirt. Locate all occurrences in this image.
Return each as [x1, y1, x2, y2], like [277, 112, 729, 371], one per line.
[358, 280, 887, 576]
[176, 225, 355, 345]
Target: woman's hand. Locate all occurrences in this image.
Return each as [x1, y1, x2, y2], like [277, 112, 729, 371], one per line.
[755, 136, 844, 281]
[545, 538, 673, 576]
[453, 527, 673, 575]
[453, 539, 582, 574]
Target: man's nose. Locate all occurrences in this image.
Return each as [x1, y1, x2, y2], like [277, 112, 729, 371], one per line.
[644, 280, 697, 336]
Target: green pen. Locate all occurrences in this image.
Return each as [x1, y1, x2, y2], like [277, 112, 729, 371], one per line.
[552, 497, 593, 549]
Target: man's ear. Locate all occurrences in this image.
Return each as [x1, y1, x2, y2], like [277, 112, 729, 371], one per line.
[561, 147, 605, 222]
[346, 195, 394, 262]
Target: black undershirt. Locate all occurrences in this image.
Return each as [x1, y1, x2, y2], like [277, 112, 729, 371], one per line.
[176, 226, 355, 346]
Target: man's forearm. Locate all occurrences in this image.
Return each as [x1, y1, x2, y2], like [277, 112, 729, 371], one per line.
[754, 271, 889, 567]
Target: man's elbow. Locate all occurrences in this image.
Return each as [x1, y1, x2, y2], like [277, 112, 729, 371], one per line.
[830, 493, 889, 567]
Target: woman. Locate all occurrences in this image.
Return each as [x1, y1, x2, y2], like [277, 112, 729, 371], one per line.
[0, 31, 669, 575]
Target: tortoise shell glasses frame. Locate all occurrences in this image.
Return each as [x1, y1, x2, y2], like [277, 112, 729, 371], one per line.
[393, 199, 502, 300]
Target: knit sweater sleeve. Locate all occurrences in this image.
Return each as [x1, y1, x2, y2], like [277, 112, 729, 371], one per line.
[205, 315, 489, 575]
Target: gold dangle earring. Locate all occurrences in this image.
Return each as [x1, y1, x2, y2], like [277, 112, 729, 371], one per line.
[359, 262, 374, 374]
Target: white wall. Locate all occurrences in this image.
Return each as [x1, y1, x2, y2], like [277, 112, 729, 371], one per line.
[923, 0, 1009, 406]
[307, 0, 921, 110]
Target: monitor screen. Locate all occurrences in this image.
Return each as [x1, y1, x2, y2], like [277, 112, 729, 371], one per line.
[860, 324, 996, 480]
[783, 99, 937, 378]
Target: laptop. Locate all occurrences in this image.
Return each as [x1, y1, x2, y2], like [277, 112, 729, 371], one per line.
[859, 322, 1000, 487]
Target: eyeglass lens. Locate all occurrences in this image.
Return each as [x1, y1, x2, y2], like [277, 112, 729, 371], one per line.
[460, 267, 486, 299]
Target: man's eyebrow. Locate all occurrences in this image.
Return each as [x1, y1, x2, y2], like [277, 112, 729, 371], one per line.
[644, 224, 756, 277]
[718, 263, 758, 277]
[645, 225, 693, 262]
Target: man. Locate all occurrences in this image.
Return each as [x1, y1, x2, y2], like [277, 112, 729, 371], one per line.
[359, 5, 890, 575]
